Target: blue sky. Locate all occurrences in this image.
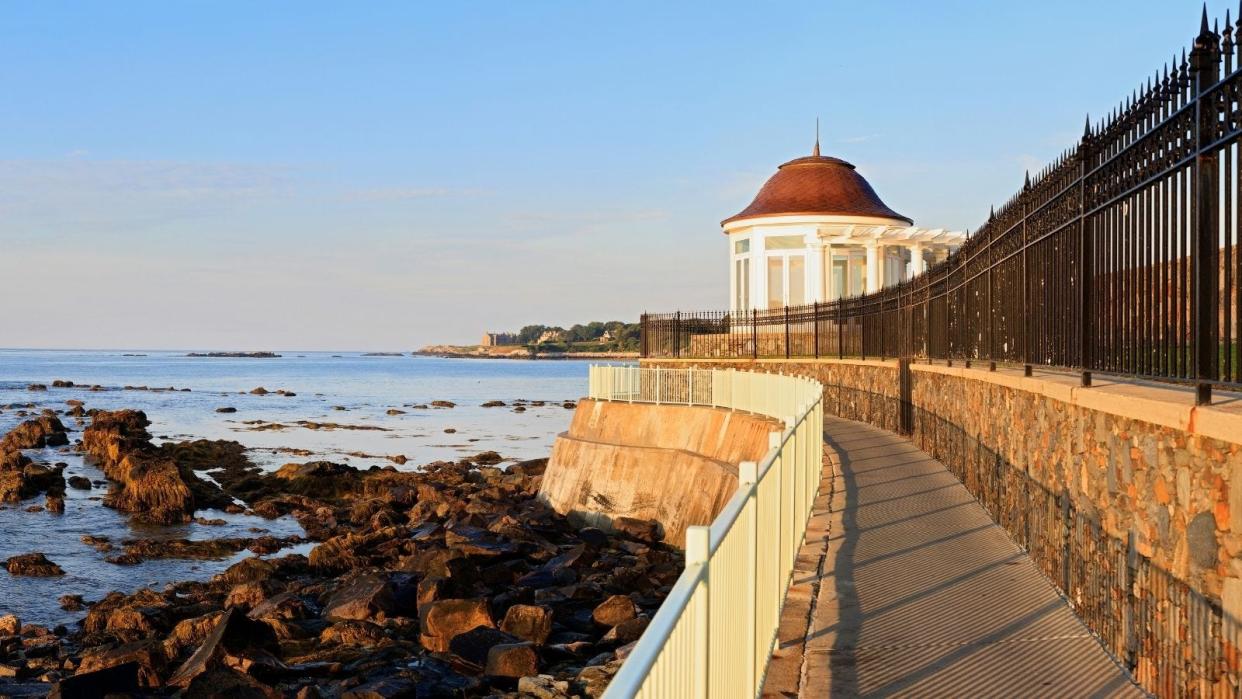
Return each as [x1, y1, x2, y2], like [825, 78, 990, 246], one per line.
[0, 1, 1215, 350]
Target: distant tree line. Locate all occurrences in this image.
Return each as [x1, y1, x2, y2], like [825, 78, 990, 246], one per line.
[513, 321, 641, 352]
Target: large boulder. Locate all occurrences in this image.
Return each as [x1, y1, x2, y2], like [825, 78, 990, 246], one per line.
[321, 573, 411, 622]
[0, 457, 64, 504]
[102, 454, 197, 525]
[0, 415, 68, 451]
[76, 640, 167, 688]
[81, 410, 152, 468]
[419, 599, 493, 653]
[5, 553, 64, 577]
[592, 595, 637, 627]
[485, 642, 539, 678]
[448, 626, 518, 672]
[500, 604, 553, 645]
[166, 609, 278, 688]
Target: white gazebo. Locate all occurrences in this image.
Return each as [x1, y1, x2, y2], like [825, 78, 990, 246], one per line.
[723, 142, 967, 312]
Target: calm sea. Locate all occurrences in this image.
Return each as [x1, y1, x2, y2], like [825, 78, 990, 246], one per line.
[0, 350, 612, 625]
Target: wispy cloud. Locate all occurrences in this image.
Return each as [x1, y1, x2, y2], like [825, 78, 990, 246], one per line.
[840, 134, 880, 144]
[341, 186, 488, 202]
[508, 208, 666, 225]
[0, 158, 297, 235]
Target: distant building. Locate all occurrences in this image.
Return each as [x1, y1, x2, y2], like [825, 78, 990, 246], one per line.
[537, 329, 565, 344]
[481, 332, 518, 347]
[724, 139, 967, 311]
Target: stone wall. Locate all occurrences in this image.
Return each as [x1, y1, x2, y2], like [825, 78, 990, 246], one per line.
[909, 366, 1241, 597]
[539, 399, 780, 548]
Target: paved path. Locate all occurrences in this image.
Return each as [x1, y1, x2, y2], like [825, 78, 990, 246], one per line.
[793, 417, 1145, 698]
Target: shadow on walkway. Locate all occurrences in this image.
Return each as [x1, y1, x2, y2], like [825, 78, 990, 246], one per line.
[791, 417, 1143, 698]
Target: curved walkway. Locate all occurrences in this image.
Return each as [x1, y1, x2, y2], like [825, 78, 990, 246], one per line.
[784, 416, 1144, 698]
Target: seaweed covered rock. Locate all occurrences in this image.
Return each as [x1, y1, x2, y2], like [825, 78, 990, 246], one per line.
[82, 410, 232, 523]
[0, 414, 69, 451]
[5, 552, 64, 577]
[101, 454, 198, 525]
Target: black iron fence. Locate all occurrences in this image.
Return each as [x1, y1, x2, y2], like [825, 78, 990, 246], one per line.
[643, 7, 1242, 405]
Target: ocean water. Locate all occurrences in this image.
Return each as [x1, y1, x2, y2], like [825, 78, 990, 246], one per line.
[0, 350, 610, 626]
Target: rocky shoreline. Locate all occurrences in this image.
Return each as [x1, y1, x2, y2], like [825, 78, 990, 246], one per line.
[0, 402, 676, 697]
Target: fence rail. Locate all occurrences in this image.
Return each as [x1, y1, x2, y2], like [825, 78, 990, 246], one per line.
[643, 7, 1242, 405]
[592, 366, 825, 699]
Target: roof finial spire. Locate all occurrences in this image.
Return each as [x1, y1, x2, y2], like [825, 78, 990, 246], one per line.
[813, 117, 820, 157]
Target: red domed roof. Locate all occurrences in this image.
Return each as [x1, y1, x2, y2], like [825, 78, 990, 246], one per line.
[723, 152, 912, 226]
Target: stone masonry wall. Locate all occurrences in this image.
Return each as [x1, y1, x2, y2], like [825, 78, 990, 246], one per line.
[909, 369, 1242, 599]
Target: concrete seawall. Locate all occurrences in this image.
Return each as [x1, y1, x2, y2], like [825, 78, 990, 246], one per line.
[539, 398, 780, 548]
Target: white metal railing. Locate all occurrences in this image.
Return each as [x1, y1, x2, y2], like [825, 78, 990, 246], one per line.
[591, 365, 825, 699]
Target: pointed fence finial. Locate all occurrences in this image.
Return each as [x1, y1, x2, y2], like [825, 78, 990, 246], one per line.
[1084, 113, 1092, 138]
[813, 117, 820, 157]
[1024, 170, 1031, 190]
[989, 205, 995, 220]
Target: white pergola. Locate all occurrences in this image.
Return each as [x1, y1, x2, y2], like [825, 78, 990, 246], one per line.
[724, 215, 968, 312]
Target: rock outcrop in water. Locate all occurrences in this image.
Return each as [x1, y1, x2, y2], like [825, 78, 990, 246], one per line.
[0, 405, 682, 698]
[0, 418, 67, 504]
[81, 410, 233, 525]
[0, 414, 68, 451]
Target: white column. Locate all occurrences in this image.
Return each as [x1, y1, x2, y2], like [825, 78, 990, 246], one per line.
[911, 243, 926, 278]
[729, 240, 737, 311]
[751, 231, 765, 311]
[807, 239, 824, 303]
[824, 243, 834, 301]
[865, 242, 880, 294]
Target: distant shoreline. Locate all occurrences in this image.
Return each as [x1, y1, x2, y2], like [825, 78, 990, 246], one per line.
[186, 351, 281, 358]
[413, 348, 638, 361]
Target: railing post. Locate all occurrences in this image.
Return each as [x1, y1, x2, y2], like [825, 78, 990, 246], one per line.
[1079, 120, 1094, 387]
[813, 301, 820, 358]
[688, 367, 694, 407]
[770, 430, 783, 596]
[752, 309, 759, 359]
[784, 305, 791, 359]
[674, 311, 682, 359]
[740, 461, 759, 697]
[1191, 16, 1222, 405]
[686, 526, 710, 699]
[787, 414, 801, 553]
[879, 297, 885, 360]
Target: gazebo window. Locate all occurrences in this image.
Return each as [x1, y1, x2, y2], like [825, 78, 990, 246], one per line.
[788, 256, 805, 306]
[765, 235, 804, 250]
[765, 251, 807, 308]
[734, 259, 750, 311]
[767, 258, 783, 309]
